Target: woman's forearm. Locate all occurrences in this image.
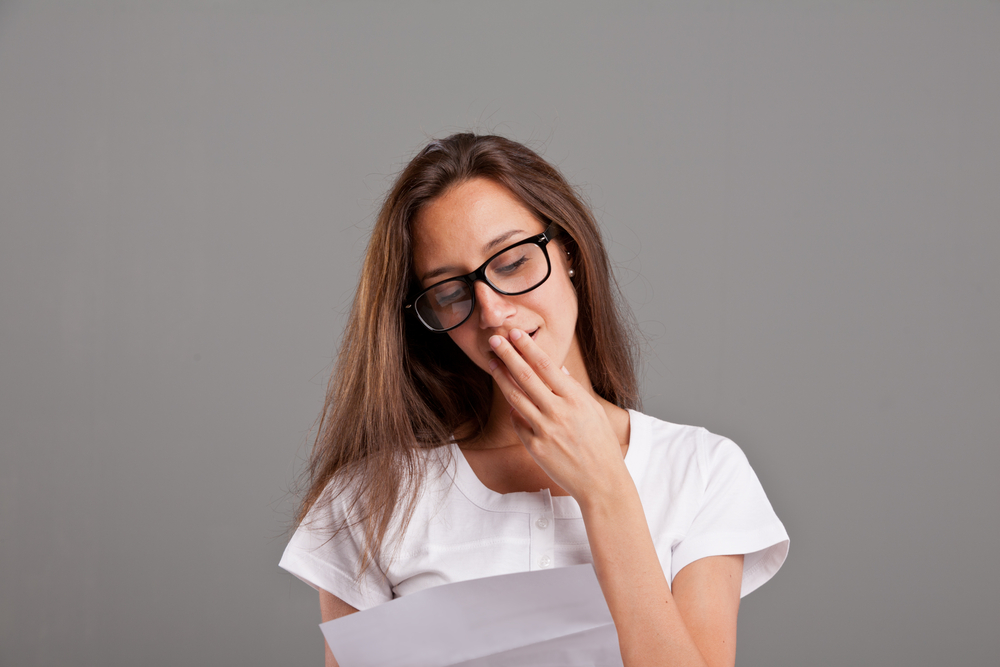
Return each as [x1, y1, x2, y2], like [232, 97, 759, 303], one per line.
[580, 477, 713, 667]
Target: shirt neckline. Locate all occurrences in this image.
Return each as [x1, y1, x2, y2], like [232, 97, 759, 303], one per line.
[447, 409, 648, 518]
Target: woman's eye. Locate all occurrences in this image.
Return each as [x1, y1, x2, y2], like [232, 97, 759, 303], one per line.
[435, 287, 466, 307]
[494, 255, 529, 275]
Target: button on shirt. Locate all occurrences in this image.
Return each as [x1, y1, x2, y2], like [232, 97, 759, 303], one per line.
[280, 411, 789, 611]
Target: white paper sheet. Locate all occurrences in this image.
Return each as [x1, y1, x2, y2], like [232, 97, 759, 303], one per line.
[320, 564, 623, 667]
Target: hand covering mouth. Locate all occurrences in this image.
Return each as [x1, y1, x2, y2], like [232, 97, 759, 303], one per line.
[486, 329, 539, 359]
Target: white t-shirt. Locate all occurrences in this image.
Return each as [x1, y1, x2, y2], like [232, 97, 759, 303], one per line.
[280, 410, 789, 611]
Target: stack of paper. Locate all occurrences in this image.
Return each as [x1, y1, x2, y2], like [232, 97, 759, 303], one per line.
[321, 564, 624, 666]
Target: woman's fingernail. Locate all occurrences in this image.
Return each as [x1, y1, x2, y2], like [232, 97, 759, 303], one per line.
[509, 329, 522, 341]
[489, 336, 502, 349]
[489, 359, 499, 371]
[561, 366, 570, 375]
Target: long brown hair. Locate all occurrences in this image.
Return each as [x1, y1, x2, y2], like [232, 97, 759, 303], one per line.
[297, 133, 639, 574]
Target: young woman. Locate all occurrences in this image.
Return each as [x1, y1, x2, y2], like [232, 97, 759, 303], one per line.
[281, 134, 788, 667]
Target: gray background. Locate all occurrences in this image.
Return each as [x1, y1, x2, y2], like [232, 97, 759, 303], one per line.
[1, 1, 997, 665]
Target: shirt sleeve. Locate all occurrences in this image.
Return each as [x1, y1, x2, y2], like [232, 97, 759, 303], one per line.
[279, 486, 394, 611]
[670, 430, 789, 597]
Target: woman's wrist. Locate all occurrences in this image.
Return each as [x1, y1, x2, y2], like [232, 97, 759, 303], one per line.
[574, 461, 639, 518]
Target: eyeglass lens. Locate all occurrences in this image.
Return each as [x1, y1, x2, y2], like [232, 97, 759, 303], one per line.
[415, 242, 549, 331]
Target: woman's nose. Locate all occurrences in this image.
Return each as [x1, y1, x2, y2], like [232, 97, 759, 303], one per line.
[474, 281, 516, 329]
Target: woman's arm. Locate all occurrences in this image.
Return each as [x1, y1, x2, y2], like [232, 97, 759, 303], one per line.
[581, 479, 743, 667]
[671, 554, 743, 667]
[319, 590, 358, 667]
[488, 329, 743, 667]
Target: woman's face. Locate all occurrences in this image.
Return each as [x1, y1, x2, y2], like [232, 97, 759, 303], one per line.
[411, 178, 584, 377]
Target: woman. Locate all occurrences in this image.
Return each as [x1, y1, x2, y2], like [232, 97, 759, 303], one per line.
[281, 133, 788, 667]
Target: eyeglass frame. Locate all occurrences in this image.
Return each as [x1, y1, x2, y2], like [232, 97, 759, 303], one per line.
[405, 223, 562, 333]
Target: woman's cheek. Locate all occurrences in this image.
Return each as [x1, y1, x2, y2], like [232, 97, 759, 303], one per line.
[447, 329, 488, 372]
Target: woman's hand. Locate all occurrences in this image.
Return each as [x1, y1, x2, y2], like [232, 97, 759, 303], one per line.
[486, 328, 630, 506]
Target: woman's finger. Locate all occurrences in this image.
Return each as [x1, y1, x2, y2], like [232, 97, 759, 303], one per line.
[508, 407, 535, 445]
[488, 333, 557, 407]
[505, 328, 575, 397]
[488, 356, 542, 425]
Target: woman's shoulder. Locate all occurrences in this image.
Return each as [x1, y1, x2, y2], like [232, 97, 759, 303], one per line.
[300, 444, 456, 521]
[628, 410, 731, 453]
[627, 410, 756, 482]
[628, 411, 789, 595]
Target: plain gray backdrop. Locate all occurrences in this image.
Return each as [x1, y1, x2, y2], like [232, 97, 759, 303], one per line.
[2, 1, 997, 665]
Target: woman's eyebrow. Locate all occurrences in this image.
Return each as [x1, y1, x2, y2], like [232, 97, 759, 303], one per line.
[420, 265, 458, 283]
[482, 228, 525, 254]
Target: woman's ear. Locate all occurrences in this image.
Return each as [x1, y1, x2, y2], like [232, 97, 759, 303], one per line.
[561, 243, 576, 278]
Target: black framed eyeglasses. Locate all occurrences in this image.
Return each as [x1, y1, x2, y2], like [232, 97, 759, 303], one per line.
[406, 224, 560, 332]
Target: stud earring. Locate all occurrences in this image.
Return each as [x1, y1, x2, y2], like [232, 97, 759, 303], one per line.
[568, 269, 575, 278]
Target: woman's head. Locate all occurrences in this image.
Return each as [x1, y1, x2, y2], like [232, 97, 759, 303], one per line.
[300, 133, 638, 568]
[410, 177, 582, 381]
[359, 133, 639, 434]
